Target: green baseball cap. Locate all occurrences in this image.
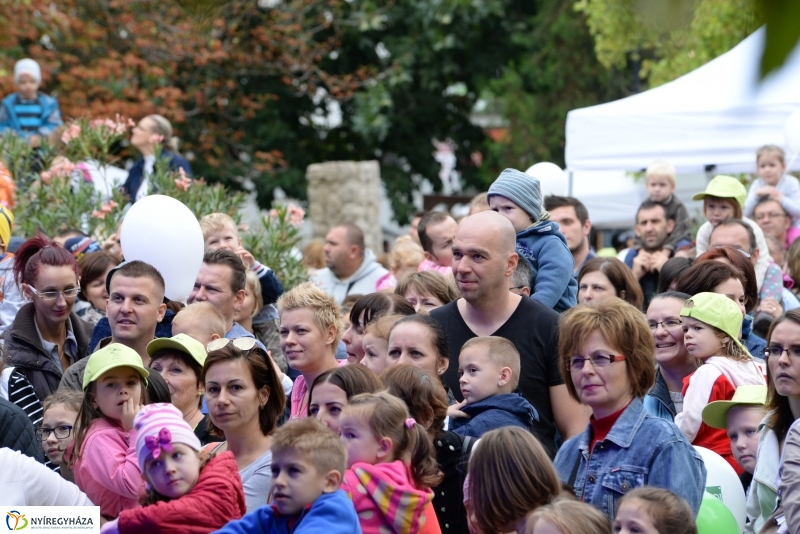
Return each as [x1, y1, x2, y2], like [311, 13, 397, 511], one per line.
[680, 292, 749, 356]
[83, 343, 149, 390]
[146, 334, 207, 368]
[692, 175, 747, 207]
[701, 385, 768, 429]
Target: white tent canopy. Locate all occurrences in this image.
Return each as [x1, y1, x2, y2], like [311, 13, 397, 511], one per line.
[565, 27, 800, 173]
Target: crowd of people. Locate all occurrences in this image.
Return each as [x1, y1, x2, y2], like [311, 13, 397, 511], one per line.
[3, 57, 800, 534]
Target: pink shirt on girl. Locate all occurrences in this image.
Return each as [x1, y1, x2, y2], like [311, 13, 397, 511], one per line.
[73, 418, 143, 518]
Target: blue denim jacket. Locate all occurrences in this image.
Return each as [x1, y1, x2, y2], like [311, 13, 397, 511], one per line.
[554, 397, 706, 519]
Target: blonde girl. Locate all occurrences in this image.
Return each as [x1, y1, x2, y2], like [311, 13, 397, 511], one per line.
[376, 236, 425, 291]
[339, 391, 443, 533]
[675, 292, 765, 473]
[525, 496, 611, 534]
[72, 343, 149, 519]
[614, 487, 697, 534]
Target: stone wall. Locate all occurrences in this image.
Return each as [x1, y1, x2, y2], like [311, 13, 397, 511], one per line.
[306, 160, 383, 253]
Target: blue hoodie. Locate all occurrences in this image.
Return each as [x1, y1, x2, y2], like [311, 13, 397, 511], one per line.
[213, 490, 362, 534]
[515, 220, 577, 312]
[450, 393, 538, 438]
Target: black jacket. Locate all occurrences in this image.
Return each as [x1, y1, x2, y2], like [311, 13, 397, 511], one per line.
[122, 151, 193, 203]
[0, 395, 44, 462]
[2, 303, 94, 404]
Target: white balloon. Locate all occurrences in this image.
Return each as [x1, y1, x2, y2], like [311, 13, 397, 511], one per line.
[525, 162, 567, 196]
[786, 109, 800, 155]
[693, 446, 746, 533]
[120, 195, 205, 302]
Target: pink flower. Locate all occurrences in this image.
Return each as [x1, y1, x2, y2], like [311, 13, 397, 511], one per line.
[268, 209, 279, 219]
[41, 157, 76, 183]
[61, 124, 81, 144]
[174, 176, 191, 191]
[238, 223, 250, 233]
[40, 170, 53, 183]
[99, 200, 119, 214]
[149, 133, 164, 145]
[287, 203, 305, 227]
[92, 210, 106, 219]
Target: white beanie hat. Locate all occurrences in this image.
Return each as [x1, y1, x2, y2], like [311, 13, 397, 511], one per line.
[134, 403, 202, 472]
[14, 59, 42, 85]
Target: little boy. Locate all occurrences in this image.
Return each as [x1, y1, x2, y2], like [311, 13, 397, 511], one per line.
[216, 418, 360, 534]
[0, 205, 25, 333]
[417, 211, 458, 277]
[702, 384, 768, 491]
[450, 336, 538, 438]
[635, 161, 692, 251]
[487, 168, 577, 312]
[0, 59, 63, 145]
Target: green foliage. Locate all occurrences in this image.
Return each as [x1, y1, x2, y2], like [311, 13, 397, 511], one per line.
[575, 0, 760, 86]
[242, 203, 308, 290]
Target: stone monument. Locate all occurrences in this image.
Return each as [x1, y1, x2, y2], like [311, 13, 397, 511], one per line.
[306, 160, 383, 253]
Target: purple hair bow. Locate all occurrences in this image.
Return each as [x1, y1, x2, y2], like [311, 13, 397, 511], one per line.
[144, 428, 173, 459]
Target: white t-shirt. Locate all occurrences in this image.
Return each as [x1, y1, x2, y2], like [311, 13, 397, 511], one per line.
[0, 448, 93, 506]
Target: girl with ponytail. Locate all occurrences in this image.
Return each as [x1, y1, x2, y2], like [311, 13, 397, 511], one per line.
[339, 391, 443, 533]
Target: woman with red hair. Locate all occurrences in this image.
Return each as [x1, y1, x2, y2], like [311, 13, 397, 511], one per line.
[2, 235, 94, 403]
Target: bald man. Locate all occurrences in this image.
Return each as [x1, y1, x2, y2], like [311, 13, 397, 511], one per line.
[430, 211, 589, 456]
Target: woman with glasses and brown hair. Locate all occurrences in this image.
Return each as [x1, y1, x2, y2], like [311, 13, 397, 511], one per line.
[553, 297, 705, 519]
[2, 235, 94, 404]
[201, 336, 285, 512]
[643, 291, 698, 421]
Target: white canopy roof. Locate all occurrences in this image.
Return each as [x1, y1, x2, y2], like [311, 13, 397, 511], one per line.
[565, 27, 800, 173]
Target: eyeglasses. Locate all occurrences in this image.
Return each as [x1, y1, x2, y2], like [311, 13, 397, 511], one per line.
[28, 286, 80, 301]
[206, 336, 258, 353]
[648, 319, 683, 332]
[36, 425, 73, 441]
[566, 354, 627, 371]
[710, 245, 751, 259]
[764, 345, 800, 359]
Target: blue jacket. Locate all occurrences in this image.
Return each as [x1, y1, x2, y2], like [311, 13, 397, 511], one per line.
[0, 92, 62, 138]
[742, 314, 767, 358]
[516, 220, 577, 312]
[643, 368, 676, 422]
[122, 151, 193, 202]
[554, 397, 706, 519]
[213, 490, 362, 534]
[450, 393, 538, 438]
[89, 308, 176, 353]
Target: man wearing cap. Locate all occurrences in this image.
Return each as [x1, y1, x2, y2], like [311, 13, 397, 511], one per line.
[0, 58, 63, 145]
[624, 200, 691, 309]
[59, 261, 168, 393]
[0, 205, 25, 333]
[188, 249, 265, 349]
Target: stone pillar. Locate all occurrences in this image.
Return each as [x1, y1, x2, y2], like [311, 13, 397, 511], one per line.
[306, 160, 383, 254]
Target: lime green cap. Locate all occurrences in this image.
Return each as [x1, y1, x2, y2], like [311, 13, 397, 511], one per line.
[83, 343, 149, 390]
[701, 385, 767, 429]
[680, 292, 749, 356]
[146, 334, 207, 368]
[692, 175, 747, 207]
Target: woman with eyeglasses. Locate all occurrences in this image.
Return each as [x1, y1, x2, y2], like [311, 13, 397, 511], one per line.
[276, 282, 343, 420]
[2, 235, 94, 404]
[643, 291, 698, 421]
[553, 298, 705, 519]
[744, 309, 800, 532]
[201, 336, 285, 512]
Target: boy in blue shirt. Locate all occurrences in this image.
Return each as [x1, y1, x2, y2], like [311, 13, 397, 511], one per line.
[487, 168, 577, 312]
[0, 59, 63, 145]
[215, 418, 360, 534]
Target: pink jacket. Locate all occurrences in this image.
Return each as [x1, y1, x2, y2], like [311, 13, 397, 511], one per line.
[417, 260, 452, 278]
[341, 460, 440, 534]
[74, 418, 144, 518]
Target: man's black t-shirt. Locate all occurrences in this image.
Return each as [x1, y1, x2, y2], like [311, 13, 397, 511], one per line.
[430, 297, 563, 455]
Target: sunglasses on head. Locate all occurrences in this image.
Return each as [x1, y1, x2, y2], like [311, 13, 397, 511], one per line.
[206, 337, 258, 353]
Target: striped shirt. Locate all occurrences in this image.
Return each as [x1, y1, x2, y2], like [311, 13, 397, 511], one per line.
[1, 366, 57, 471]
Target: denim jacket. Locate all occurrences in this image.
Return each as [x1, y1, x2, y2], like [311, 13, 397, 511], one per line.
[554, 397, 706, 519]
[643, 369, 676, 422]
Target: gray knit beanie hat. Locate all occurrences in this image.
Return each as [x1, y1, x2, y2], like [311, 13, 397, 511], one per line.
[487, 168, 542, 221]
